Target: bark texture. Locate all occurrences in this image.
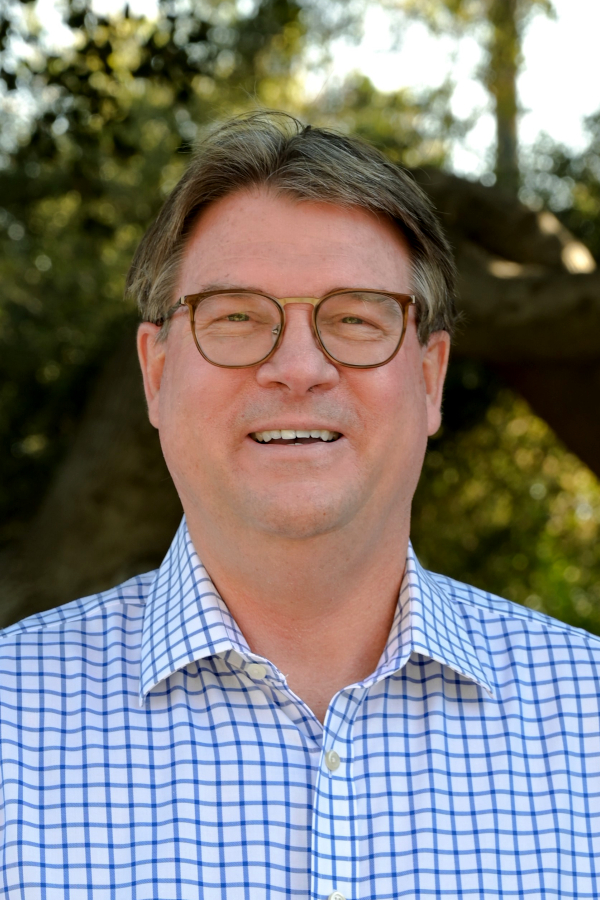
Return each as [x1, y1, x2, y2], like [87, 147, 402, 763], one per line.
[1, 171, 598, 625]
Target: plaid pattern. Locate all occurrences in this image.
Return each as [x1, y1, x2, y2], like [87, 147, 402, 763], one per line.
[1, 517, 600, 899]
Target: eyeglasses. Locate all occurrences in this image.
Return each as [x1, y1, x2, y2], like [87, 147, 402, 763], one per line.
[157, 288, 416, 369]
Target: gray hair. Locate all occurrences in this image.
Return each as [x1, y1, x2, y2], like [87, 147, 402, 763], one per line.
[126, 110, 456, 343]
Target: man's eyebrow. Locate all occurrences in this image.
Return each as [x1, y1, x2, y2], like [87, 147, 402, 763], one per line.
[187, 282, 257, 293]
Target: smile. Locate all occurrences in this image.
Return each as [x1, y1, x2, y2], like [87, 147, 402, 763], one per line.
[251, 429, 341, 444]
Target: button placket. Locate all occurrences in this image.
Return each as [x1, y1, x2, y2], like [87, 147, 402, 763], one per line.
[310, 688, 365, 900]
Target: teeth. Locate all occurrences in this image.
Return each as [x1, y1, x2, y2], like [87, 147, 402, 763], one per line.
[253, 429, 340, 442]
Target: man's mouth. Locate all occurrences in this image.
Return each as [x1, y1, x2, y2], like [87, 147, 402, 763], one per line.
[250, 428, 341, 445]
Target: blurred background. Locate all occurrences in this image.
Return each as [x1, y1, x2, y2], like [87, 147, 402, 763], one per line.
[1, 0, 600, 630]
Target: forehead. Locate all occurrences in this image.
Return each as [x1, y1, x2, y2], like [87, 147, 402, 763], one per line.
[176, 187, 412, 297]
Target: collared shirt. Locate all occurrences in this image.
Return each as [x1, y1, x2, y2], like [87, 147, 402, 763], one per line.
[1, 518, 599, 900]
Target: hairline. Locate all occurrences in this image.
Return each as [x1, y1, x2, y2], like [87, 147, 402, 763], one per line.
[127, 112, 457, 345]
[156, 184, 427, 341]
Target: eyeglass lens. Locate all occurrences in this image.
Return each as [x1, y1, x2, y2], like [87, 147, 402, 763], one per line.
[192, 291, 405, 367]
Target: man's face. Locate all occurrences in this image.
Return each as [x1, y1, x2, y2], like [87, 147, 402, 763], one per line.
[138, 188, 449, 543]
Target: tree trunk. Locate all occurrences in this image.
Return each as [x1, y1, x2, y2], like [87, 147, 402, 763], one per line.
[498, 361, 600, 477]
[486, 0, 520, 193]
[0, 326, 182, 627]
[1, 171, 598, 626]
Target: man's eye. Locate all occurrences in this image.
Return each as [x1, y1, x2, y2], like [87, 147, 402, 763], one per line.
[341, 316, 364, 325]
[226, 313, 250, 321]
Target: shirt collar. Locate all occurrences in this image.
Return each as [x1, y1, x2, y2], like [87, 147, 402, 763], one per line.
[366, 544, 494, 696]
[139, 518, 250, 704]
[140, 518, 494, 703]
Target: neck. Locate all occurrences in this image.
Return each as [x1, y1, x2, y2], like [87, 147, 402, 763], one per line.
[184, 506, 410, 723]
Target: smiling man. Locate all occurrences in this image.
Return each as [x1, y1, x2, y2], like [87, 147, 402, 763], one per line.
[2, 112, 600, 899]
[136, 185, 449, 723]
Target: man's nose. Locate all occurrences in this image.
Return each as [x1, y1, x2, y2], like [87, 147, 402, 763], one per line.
[255, 304, 340, 394]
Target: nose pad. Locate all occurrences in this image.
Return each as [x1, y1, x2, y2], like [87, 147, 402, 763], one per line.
[255, 304, 338, 390]
[275, 307, 324, 360]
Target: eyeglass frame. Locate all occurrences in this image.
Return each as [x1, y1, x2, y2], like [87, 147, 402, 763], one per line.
[155, 288, 417, 370]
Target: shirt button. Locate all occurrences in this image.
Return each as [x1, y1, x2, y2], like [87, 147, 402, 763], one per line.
[246, 663, 267, 680]
[327, 892, 346, 900]
[324, 749, 341, 771]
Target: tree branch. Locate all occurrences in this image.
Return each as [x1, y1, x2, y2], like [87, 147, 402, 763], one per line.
[414, 169, 600, 363]
[2, 168, 599, 625]
[452, 240, 600, 363]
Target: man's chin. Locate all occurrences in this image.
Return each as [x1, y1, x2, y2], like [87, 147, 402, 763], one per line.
[238, 490, 360, 541]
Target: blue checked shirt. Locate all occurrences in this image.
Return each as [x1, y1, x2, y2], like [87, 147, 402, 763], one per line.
[1, 517, 600, 899]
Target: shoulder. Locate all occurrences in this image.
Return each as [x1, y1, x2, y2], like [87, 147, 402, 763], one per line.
[432, 567, 600, 642]
[0, 570, 155, 652]
[0, 573, 156, 726]
[427, 568, 600, 688]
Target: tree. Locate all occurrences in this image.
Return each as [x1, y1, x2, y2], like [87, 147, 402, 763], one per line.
[0, 0, 307, 547]
[378, 0, 554, 189]
[486, 0, 520, 190]
[1, 0, 600, 632]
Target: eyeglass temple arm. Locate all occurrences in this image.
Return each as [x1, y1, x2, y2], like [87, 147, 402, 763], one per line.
[153, 298, 186, 325]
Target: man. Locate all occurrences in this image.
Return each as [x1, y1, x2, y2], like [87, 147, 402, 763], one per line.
[1, 112, 599, 899]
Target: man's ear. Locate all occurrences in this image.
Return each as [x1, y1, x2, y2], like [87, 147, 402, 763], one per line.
[422, 330, 451, 437]
[137, 323, 165, 429]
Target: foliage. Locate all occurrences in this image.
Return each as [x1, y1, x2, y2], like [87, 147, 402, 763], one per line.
[0, 0, 459, 547]
[372, 0, 555, 189]
[522, 114, 600, 260]
[309, 73, 461, 170]
[1, 0, 600, 638]
[413, 385, 600, 636]
[0, 0, 307, 544]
